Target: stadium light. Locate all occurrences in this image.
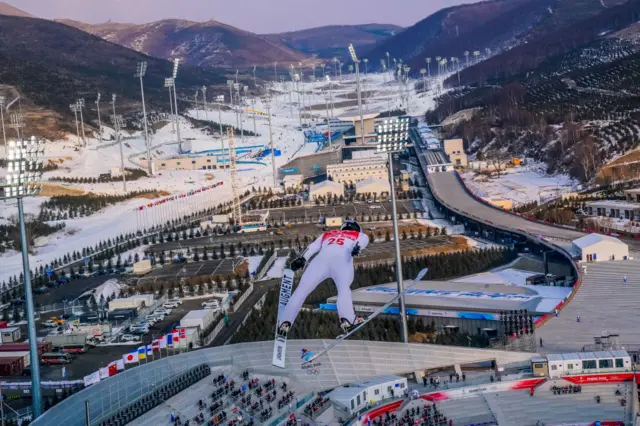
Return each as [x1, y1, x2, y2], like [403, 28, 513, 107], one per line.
[76, 98, 86, 146]
[375, 116, 412, 343]
[1, 136, 44, 417]
[69, 104, 81, 145]
[135, 61, 152, 175]
[172, 59, 182, 153]
[201, 86, 208, 120]
[95, 93, 103, 144]
[326, 75, 334, 118]
[164, 78, 176, 134]
[110, 94, 127, 192]
[348, 43, 366, 144]
[214, 95, 226, 167]
[0, 96, 7, 147]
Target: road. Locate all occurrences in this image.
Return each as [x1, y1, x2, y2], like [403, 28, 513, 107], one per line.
[209, 278, 280, 346]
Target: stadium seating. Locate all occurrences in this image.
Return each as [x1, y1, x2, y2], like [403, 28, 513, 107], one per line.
[483, 382, 631, 426]
[95, 364, 211, 426]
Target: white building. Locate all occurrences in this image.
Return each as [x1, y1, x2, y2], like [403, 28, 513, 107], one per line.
[585, 200, 640, 221]
[328, 375, 407, 415]
[309, 180, 344, 200]
[355, 177, 391, 196]
[326, 158, 388, 185]
[282, 174, 304, 190]
[572, 233, 629, 262]
[180, 309, 217, 332]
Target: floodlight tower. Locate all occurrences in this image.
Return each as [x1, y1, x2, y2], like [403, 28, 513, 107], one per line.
[111, 94, 127, 192]
[321, 63, 326, 79]
[386, 52, 390, 74]
[332, 57, 339, 78]
[375, 116, 411, 343]
[227, 80, 234, 106]
[214, 95, 225, 167]
[420, 69, 427, 92]
[201, 86, 208, 120]
[348, 44, 366, 145]
[172, 59, 182, 154]
[95, 93, 103, 144]
[474, 50, 480, 64]
[164, 79, 176, 134]
[1, 136, 45, 417]
[69, 104, 81, 145]
[194, 90, 199, 120]
[252, 65, 257, 87]
[0, 96, 7, 147]
[76, 98, 86, 145]
[426, 58, 432, 79]
[135, 61, 152, 174]
[227, 128, 242, 227]
[264, 93, 277, 188]
[326, 75, 334, 118]
[274, 61, 278, 83]
[363, 58, 369, 75]
[293, 73, 302, 127]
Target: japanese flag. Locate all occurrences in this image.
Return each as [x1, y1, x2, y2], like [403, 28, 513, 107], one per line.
[122, 350, 139, 364]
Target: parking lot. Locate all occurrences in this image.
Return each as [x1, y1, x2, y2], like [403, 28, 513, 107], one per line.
[34, 275, 119, 307]
[133, 258, 243, 284]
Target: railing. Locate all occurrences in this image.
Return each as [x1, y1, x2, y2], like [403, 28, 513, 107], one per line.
[202, 316, 226, 346]
[256, 251, 278, 281]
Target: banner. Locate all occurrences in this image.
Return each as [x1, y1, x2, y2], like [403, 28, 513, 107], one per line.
[135, 181, 224, 211]
[99, 367, 109, 380]
[83, 371, 101, 387]
[562, 373, 634, 384]
[115, 359, 125, 371]
[421, 378, 547, 401]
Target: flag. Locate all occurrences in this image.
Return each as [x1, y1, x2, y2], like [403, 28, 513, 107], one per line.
[138, 346, 147, 360]
[172, 329, 180, 343]
[152, 340, 161, 352]
[159, 337, 167, 349]
[99, 367, 109, 380]
[83, 370, 101, 387]
[115, 359, 125, 371]
[108, 362, 118, 376]
[180, 328, 186, 341]
[146, 345, 153, 356]
[166, 333, 173, 346]
[123, 350, 138, 364]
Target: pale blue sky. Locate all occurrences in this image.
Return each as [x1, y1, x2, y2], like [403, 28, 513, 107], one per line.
[7, 0, 479, 33]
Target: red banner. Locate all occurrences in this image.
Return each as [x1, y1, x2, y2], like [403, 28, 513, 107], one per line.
[562, 373, 634, 384]
[360, 400, 402, 423]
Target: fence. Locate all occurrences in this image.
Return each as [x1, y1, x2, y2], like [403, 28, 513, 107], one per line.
[201, 284, 253, 346]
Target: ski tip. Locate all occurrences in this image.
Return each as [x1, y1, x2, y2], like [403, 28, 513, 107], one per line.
[415, 268, 428, 282]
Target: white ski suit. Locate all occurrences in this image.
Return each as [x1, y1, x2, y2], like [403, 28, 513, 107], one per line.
[280, 229, 369, 327]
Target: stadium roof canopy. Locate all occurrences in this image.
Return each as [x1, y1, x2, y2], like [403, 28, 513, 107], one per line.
[32, 340, 534, 426]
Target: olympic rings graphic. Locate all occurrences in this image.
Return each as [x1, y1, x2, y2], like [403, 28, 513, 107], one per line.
[306, 368, 320, 376]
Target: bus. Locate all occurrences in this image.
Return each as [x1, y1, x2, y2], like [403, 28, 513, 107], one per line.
[58, 343, 87, 354]
[237, 223, 267, 233]
[42, 353, 72, 364]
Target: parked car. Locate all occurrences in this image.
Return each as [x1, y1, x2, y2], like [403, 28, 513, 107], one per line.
[42, 320, 59, 328]
[167, 298, 182, 305]
[163, 302, 179, 309]
[121, 334, 141, 342]
[154, 307, 172, 315]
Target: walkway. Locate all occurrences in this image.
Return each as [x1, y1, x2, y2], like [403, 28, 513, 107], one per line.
[538, 260, 640, 352]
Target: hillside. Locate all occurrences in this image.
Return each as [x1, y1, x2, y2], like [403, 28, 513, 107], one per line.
[425, 20, 640, 184]
[449, 0, 640, 86]
[0, 1, 33, 18]
[365, 0, 617, 75]
[265, 24, 403, 59]
[0, 14, 226, 138]
[57, 18, 308, 69]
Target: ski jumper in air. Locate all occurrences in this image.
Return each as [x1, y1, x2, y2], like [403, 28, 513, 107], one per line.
[278, 220, 369, 335]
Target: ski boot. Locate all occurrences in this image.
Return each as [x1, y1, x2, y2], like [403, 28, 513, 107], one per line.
[277, 321, 291, 337]
[337, 317, 365, 339]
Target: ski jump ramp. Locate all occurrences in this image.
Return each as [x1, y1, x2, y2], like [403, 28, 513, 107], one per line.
[33, 340, 534, 426]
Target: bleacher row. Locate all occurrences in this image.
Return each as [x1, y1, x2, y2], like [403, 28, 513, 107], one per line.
[133, 368, 296, 426]
[96, 364, 212, 426]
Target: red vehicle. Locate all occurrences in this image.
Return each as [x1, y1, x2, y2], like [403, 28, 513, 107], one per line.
[58, 344, 87, 354]
[42, 353, 71, 364]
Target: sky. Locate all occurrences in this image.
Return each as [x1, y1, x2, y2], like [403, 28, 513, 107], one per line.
[7, 0, 479, 33]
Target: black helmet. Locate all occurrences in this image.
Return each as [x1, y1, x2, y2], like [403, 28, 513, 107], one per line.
[340, 220, 361, 232]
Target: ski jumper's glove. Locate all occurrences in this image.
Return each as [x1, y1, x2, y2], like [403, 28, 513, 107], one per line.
[351, 243, 361, 257]
[290, 257, 306, 272]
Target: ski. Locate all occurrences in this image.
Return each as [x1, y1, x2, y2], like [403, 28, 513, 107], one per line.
[272, 268, 295, 368]
[304, 268, 428, 364]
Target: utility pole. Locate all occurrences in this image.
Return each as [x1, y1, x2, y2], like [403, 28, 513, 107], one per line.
[194, 90, 199, 120]
[135, 61, 152, 175]
[70, 104, 81, 146]
[266, 97, 276, 188]
[77, 98, 86, 145]
[201, 86, 208, 120]
[111, 94, 127, 192]
[95, 93, 103, 144]
[349, 44, 366, 145]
